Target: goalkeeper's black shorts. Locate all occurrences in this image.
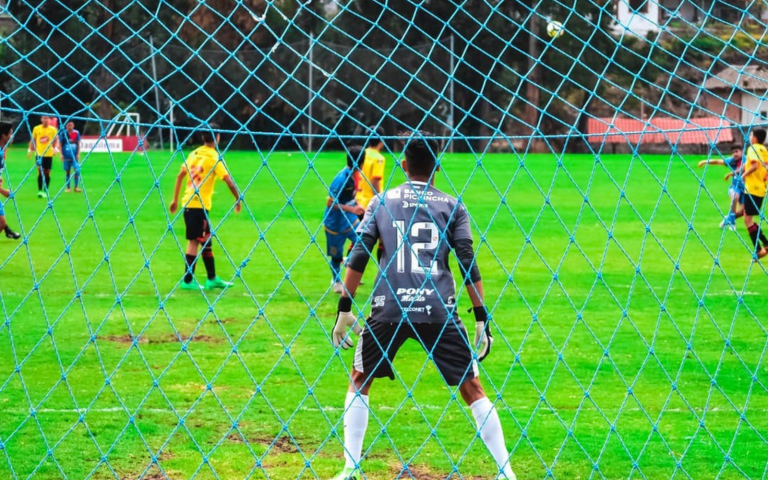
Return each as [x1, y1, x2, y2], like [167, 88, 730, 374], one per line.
[353, 318, 477, 387]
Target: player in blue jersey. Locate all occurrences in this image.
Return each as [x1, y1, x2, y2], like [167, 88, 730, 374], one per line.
[328, 132, 515, 480]
[325, 145, 366, 294]
[60, 120, 82, 193]
[0, 122, 21, 240]
[698, 145, 744, 229]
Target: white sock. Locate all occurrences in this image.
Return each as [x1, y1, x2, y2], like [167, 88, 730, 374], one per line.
[470, 397, 516, 480]
[343, 391, 370, 470]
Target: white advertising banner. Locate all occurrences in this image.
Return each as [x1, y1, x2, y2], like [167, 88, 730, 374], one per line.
[80, 137, 124, 153]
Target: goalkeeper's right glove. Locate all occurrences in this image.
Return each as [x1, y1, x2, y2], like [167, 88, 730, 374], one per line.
[470, 306, 493, 362]
[332, 296, 361, 350]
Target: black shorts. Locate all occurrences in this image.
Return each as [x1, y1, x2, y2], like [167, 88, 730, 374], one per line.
[353, 319, 477, 387]
[744, 194, 764, 216]
[183, 208, 211, 242]
[37, 156, 53, 170]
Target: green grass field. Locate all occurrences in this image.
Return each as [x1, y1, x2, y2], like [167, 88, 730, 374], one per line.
[0, 148, 766, 480]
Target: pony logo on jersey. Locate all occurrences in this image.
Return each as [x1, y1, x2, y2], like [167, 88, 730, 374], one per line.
[397, 288, 434, 302]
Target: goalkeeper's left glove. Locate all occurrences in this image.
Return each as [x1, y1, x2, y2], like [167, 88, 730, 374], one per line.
[470, 306, 493, 362]
[333, 296, 361, 350]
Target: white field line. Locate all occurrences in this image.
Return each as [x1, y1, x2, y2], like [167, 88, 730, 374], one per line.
[23, 405, 755, 414]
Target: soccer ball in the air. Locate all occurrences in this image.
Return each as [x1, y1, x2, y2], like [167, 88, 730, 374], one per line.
[546, 21, 564, 39]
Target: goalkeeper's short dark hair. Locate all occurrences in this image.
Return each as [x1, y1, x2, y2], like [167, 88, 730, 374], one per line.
[346, 145, 365, 169]
[0, 122, 12, 137]
[201, 123, 219, 144]
[402, 131, 439, 178]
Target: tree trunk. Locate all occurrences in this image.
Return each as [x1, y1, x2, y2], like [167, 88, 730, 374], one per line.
[93, 0, 115, 123]
[574, 92, 593, 153]
[477, 98, 492, 152]
[522, 7, 542, 151]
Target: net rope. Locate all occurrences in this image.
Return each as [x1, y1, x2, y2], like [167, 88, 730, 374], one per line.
[0, 0, 766, 479]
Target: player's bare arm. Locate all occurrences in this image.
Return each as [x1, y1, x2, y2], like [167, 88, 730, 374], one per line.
[326, 197, 364, 216]
[332, 229, 376, 349]
[27, 138, 34, 160]
[168, 167, 187, 214]
[698, 159, 726, 168]
[223, 175, 241, 213]
[742, 161, 758, 178]
[456, 237, 493, 361]
[0, 178, 9, 198]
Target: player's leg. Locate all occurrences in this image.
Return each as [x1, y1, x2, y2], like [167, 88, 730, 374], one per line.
[4, 225, 20, 239]
[181, 208, 203, 289]
[423, 321, 516, 479]
[73, 160, 81, 192]
[722, 188, 738, 228]
[333, 370, 373, 480]
[42, 157, 52, 194]
[0, 201, 20, 239]
[199, 210, 231, 290]
[182, 239, 200, 288]
[63, 159, 72, 192]
[754, 196, 768, 251]
[36, 157, 44, 197]
[326, 231, 344, 293]
[734, 191, 744, 219]
[331, 321, 408, 480]
[743, 195, 767, 258]
[460, 378, 516, 480]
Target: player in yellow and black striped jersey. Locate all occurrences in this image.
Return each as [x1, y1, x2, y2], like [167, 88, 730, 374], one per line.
[169, 124, 241, 290]
[27, 115, 59, 199]
[742, 128, 768, 259]
[350, 126, 386, 262]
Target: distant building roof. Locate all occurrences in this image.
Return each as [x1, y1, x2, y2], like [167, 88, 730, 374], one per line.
[704, 64, 768, 91]
[586, 116, 733, 145]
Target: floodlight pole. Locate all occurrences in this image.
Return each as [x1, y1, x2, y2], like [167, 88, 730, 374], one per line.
[150, 35, 164, 150]
[308, 33, 314, 153]
[169, 105, 175, 153]
[450, 34, 455, 154]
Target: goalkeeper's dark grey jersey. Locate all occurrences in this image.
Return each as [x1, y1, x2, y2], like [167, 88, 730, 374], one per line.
[357, 181, 473, 324]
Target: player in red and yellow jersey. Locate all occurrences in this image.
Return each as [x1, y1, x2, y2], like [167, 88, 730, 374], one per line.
[169, 124, 241, 290]
[355, 126, 386, 211]
[27, 115, 60, 199]
[742, 128, 768, 259]
[353, 126, 386, 262]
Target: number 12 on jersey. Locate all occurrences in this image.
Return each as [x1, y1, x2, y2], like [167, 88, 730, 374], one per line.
[393, 220, 439, 276]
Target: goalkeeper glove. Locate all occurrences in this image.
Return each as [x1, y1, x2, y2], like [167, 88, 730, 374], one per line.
[469, 306, 493, 362]
[333, 296, 361, 350]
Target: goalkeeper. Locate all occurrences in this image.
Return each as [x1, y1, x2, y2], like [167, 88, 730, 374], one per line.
[329, 132, 516, 480]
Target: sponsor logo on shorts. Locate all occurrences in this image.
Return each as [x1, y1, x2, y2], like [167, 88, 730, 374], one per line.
[402, 306, 426, 313]
[373, 295, 386, 307]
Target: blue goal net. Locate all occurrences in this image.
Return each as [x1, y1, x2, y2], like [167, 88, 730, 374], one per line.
[0, 1, 767, 479]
